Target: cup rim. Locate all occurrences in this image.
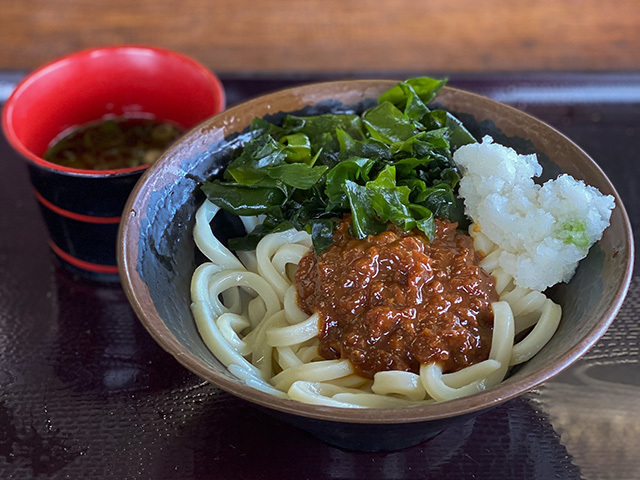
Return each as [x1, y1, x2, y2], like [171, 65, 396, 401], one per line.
[2, 45, 226, 178]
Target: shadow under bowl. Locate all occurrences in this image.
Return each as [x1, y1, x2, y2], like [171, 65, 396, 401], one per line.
[118, 80, 634, 451]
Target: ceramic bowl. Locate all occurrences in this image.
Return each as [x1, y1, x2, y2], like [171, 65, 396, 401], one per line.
[118, 80, 633, 451]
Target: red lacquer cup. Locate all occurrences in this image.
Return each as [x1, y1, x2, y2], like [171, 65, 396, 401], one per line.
[3, 45, 225, 281]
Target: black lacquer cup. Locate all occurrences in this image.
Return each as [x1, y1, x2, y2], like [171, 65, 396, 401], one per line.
[3, 46, 225, 281]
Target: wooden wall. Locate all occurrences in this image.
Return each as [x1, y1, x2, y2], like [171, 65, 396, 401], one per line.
[2, 0, 639, 73]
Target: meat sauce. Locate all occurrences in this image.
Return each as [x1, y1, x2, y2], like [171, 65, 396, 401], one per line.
[295, 217, 498, 379]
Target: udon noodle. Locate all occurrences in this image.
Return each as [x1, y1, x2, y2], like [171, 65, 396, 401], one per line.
[190, 199, 562, 408]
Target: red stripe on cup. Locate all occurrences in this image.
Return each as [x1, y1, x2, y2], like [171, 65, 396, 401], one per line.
[34, 189, 121, 224]
[48, 240, 120, 275]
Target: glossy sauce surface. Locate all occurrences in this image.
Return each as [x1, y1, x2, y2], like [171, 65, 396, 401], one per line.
[295, 217, 498, 379]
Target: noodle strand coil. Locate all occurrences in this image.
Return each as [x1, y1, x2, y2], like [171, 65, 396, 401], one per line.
[190, 200, 563, 407]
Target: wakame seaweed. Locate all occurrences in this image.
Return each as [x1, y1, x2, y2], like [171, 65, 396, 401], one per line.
[201, 77, 477, 253]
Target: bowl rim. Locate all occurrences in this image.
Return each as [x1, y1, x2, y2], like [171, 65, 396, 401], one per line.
[118, 79, 634, 424]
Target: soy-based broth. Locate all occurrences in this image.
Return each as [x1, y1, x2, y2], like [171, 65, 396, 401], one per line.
[44, 117, 183, 170]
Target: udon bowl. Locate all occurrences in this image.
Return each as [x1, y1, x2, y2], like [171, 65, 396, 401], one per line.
[118, 80, 633, 451]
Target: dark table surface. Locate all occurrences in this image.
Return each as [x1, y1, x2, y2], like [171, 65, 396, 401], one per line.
[0, 72, 638, 480]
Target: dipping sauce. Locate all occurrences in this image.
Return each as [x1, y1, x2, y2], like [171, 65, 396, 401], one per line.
[295, 216, 498, 379]
[43, 117, 184, 170]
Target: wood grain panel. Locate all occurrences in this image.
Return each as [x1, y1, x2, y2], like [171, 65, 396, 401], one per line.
[1, 0, 639, 72]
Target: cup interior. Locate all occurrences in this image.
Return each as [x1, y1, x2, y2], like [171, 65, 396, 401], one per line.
[3, 46, 225, 174]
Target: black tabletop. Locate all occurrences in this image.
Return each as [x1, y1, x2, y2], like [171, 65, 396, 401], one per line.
[0, 73, 638, 479]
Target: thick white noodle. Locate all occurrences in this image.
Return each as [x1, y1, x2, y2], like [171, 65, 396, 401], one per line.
[191, 266, 261, 376]
[510, 299, 562, 365]
[228, 363, 288, 398]
[239, 215, 264, 234]
[256, 230, 313, 301]
[490, 267, 515, 296]
[469, 223, 562, 368]
[276, 346, 304, 370]
[283, 285, 309, 324]
[479, 249, 501, 272]
[324, 374, 371, 389]
[371, 371, 426, 401]
[287, 382, 364, 408]
[272, 244, 311, 282]
[194, 200, 245, 270]
[191, 264, 280, 378]
[441, 359, 501, 388]
[216, 312, 251, 355]
[296, 343, 323, 363]
[237, 251, 259, 274]
[484, 301, 515, 386]
[204, 270, 280, 319]
[272, 359, 354, 391]
[420, 363, 488, 402]
[419, 301, 513, 402]
[247, 296, 267, 326]
[266, 313, 320, 347]
[189, 205, 565, 408]
[244, 310, 287, 378]
[221, 287, 242, 315]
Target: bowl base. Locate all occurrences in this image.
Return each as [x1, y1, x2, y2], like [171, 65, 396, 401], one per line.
[259, 406, 488, 452]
